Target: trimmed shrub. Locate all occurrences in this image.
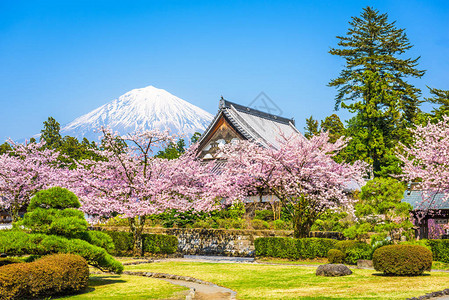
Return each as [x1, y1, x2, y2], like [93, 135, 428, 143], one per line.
[328, 249, 345, 264]
[334, 240, 372, 264]
[373, 245, 432, 276]
[104, 231, 134, 255]
[273, 219, 289, 230]
[0, 230, 123, 274]
[255, 237, 337, 259]
[251, 219, 269, 230]
[297, 238, 338, 259]
[76, 230, 115, 253]
[0, 254, 89, 299]
[144, 234, 178, 254]
[255, 237, 299, 259]
[104, 231, 178, 256]
[28, 187, 80, 210]
[255, 210, 274, 221]
[426, 239, 449, 263]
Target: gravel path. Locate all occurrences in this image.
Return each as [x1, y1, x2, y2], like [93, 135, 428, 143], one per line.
[123, 270, 237, 300]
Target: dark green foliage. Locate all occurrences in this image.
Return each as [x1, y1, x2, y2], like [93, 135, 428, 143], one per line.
[426, 87, 449, 120]
[11, 187, 122, 273]
[254, 237, 337, 259]
[144, 234, 178, 254]
[0, 254, 89, 299]
[38, 117, 101, 167]
[255, 237, 298, 259]
[21, 187, 88, 239]
[155, 139, 186, 160]
[104, 231, 134, 255]
[58, 136, 102, 168]
[0, 142, 12, 155]
[373, 245, 432, 276]
[329, 7, 425, 176]
[75, 231, 115, 253]
[0, 257, 22, 267]
[343, 178, 413, 241]
[273, 219, 290, 230]
[304, 116, 319, 139]
[321, 114, 345, 143]
[334, 240, 373, 264]
[426, 240, 449, 263]
[40, 117, 62, 149]
[0, 230, 122, 274]
[21, 208, 88, 238]
[28, 187, 80, 210]
[298, 238, 338, 259]
[104, 231, 178, 256]
[327, 249, 345, 264]
[255, 210, 274, 221]
[311, 209, 349, 232]
[190, 132, 202, 144]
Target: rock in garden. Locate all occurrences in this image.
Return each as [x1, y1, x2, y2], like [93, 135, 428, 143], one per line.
[316, 264, 352, 277]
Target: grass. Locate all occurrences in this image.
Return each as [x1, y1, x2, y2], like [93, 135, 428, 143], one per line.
[59, 273, 188, 299]
[432, 261, 449, 270]
[126, 261, 449, 299]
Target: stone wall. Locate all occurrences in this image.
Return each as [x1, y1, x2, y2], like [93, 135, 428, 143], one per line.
[97, 226, 343, 257]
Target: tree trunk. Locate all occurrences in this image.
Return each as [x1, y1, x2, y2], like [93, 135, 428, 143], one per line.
[292, 196, 316, 239]
[129, 216, 145, 256]
[9, 203, 19, 223]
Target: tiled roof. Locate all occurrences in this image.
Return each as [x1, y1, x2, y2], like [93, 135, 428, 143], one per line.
[197, 98, 300, 148]
[402, 190, 449, 210]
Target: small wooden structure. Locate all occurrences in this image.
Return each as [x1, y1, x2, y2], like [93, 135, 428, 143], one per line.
[403, 190, 449, 239]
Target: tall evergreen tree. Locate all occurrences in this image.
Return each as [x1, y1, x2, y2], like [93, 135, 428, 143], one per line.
[304, 116, 320, 139]
[426, 86, 449, 120]
[321, 114, 345, 143]
[329, 6, 424, 177]
[40, 117, 62, 149]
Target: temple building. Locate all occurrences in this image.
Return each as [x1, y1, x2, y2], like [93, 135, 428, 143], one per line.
[197, 98, 300, 160]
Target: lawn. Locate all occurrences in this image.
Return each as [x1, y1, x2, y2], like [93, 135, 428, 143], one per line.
[126, 261, 449, 299]
[59, 273, 188, 299]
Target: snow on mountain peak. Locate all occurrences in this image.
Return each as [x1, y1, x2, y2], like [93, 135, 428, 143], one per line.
[60, 85, 214, 142]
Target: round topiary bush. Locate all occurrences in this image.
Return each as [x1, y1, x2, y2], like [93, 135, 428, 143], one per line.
[0, 254, 89, 299]
[328, 249, 345, 264]
[28, 187, 80, 210]
[373, 244, 432, 276]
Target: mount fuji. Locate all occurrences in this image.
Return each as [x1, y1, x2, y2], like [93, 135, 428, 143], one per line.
[59, 86, 214, 142]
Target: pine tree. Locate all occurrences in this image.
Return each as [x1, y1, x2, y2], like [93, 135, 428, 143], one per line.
[40, 117, 62, 149]
[321, 114, 345, 143]
[304, 116, 320, 139]
[426, 87, 449, 120]
[329, 7, 424, 177]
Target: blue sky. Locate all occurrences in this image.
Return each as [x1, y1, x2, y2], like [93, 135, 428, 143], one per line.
[0, 0, 448, 142]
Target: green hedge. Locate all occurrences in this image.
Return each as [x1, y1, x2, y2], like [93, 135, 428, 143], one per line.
[254, 237, 337, 259]
[328, 249, 344, 264]
[373, 245, 432, 276]
[0, 230, 122, 274]
[144, 234, 178, 254]
[104, 231, 178, 255]
[334, 240, 372, 264]
[426, 239, 449, 263]
[0, 254, 89, 299]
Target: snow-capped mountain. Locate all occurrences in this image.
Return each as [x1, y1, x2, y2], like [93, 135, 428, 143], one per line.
[60, 86, 214, 142]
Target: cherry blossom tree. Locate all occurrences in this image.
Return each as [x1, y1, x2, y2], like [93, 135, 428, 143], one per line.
[399, 116, 449, 211]
[222, 132, 366, 238]
[70, 128, 230, 255]
[0, 141, 62, 221]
